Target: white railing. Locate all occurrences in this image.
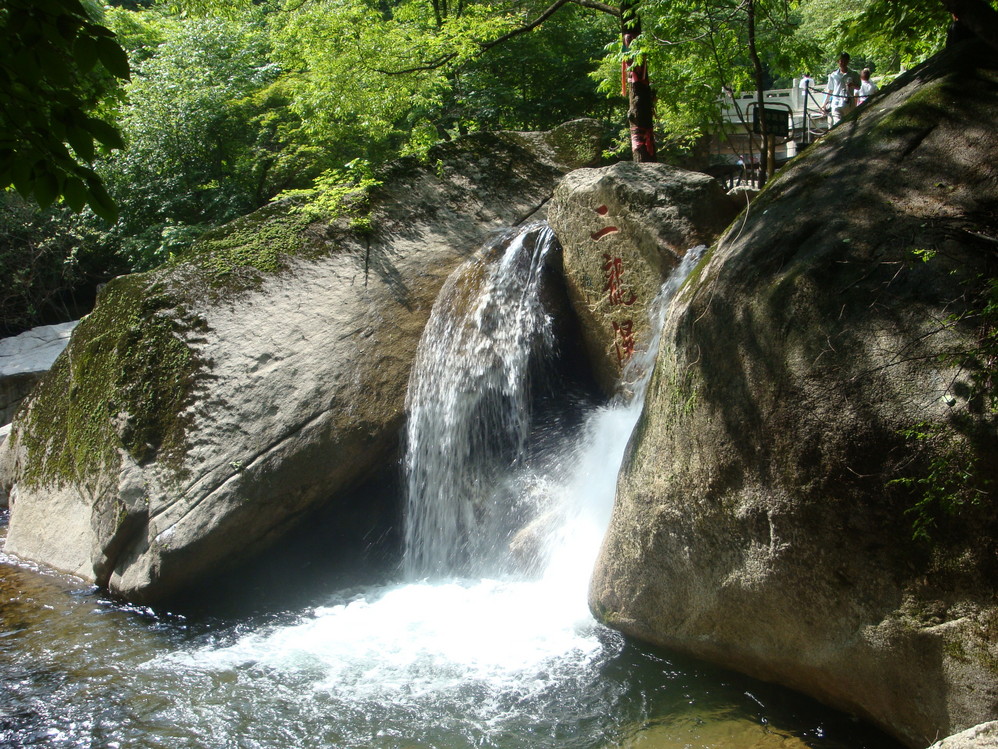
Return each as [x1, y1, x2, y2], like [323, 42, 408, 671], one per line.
[718, 80, 828, 135]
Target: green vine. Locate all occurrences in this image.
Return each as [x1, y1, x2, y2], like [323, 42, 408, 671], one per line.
[891, 421, 989, 542]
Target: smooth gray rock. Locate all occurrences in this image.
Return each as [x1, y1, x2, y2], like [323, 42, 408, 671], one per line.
[0, 321, 78, 425]
[929, 722, 998, 749]
[2, 121, 603, 603]
[590, 42, 998, 748]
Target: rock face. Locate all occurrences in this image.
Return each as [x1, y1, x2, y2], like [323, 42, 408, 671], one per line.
[590, 41, 998, 748]
[929, 721, 998, 749]
[548, 163, 737, 393]
[0, 321, 78, 426]
[0, 120, 603, 603]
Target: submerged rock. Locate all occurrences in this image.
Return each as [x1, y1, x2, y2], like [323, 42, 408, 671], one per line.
[548, 163, 737, 394]
[0, 120, 603, 603]
[591, 41, 998, 748]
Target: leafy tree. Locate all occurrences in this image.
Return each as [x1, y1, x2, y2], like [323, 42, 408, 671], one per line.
[176, 0, 640, 159]
[599, 0, 816, 174]
[0, 0, 129, 220]
[99, 9, 298, 269]
[0, 192, 124, 335]
[439, 4, 617, 134]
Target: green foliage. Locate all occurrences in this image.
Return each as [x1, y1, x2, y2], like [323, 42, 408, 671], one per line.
[446, 6, 617, 132]
[0, 0, 129, 221]
[0, 192, 123, 335]
[100, 9, 286, 270]
[0, 195, 84, 334]
[1, 0, 971, 326]
[277, 159, 382, 228]
[963, 276, 998, 411]
[266, 0, 460, 162]
[797, 0, 949, 74]
[890, 252, 998, 543]
[892, 421, 989, 542]
[599, 0, 821, 150]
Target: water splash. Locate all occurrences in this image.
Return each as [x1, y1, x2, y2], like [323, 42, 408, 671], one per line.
[148, 236, 709, 746]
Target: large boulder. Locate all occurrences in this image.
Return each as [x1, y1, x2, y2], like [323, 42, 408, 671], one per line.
[0, 120, 603, 603]
[548, 163, 737, 393]
[590, 41, 998, 748]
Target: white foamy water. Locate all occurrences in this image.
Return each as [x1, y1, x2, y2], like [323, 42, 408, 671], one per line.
[161, 578, 601, 701]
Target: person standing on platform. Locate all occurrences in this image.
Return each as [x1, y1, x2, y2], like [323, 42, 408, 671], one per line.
[858, 68, 878, 105]
[822, 53, 857, 126]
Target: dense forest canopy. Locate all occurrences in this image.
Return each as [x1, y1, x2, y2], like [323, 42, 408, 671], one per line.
[1, 0, 995, 334]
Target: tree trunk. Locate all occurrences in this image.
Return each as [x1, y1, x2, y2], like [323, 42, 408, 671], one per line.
[621, 0, 656, 162]
[746, 0, 769, 187]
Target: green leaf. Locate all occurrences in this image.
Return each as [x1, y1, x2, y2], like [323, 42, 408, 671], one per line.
[63, 175, 88, 211]
[66, 125, 96, 162]
[85, 117, 125, 151]
[95, 35, 131, 80]
[85, 175, 119, 222]
[56, 13, 84, 42]
[33, 169, 60, 209]
[74, 33, 99, 72]
[11, 158, 33, 197]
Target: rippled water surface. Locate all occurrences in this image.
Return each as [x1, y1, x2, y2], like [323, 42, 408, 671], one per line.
[1, 517, 901, 749]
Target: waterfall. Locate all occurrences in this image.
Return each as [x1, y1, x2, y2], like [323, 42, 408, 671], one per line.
[403, 222, 558, 579]
[139, 228, 712, 748]
[403, 219, 705, 582]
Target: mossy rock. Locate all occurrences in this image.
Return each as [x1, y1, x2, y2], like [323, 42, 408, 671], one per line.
[590, 40, 998, 748]
[19, 273, 204, 490]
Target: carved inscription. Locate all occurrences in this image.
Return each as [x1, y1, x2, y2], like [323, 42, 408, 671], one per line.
[612, 319, 636, 365]
[592, 204, 639, 365]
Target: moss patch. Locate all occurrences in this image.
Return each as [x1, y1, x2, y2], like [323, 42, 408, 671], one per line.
[535, 120, 604, 169]
[171, 201, 322, 296]
[20, 274, 205, 489]
[870, 81, 948, 142]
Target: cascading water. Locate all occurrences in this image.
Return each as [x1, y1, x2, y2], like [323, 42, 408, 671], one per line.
[135, 221, 693, 747]
[0, 223, 900, 749]
[403, 223, 557, 579]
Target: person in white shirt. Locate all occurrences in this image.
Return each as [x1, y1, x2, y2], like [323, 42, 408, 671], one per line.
[822, 53, 857, 126]
[858, 68, 878, 105]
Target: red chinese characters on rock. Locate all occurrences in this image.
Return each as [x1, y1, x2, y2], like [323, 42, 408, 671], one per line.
[602, 253, 637, 307]
[590, 204, 640, 366]
[612, 319, 636, 365]
[590, 205, 619, 241]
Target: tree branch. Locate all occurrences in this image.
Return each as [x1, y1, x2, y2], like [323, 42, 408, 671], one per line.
[480, 0, 617, 53]
[371, 53, 459, 75]
[372, 0, 619, 75]
[570, 0, 620, 17]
